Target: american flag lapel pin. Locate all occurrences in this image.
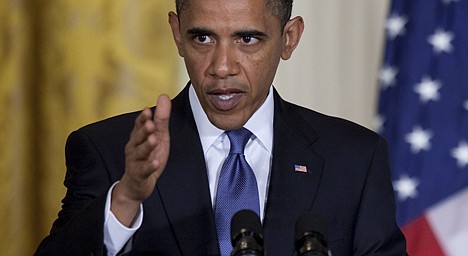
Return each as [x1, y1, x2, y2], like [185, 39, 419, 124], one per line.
[294, 165, 308, 173]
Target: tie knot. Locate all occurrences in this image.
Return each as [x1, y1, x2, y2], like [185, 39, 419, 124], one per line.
[226, 127, 252, 154]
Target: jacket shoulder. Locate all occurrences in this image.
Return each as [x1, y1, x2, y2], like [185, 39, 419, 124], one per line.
[282, 100, 383, 147]
[77, 110, 142, 138]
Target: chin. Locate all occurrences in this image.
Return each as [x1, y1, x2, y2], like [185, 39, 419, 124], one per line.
[209, 116, 247, 131]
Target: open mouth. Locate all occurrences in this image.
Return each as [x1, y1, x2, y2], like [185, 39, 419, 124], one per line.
[218, 94, 236, 101]
[209, 90, 244, 111]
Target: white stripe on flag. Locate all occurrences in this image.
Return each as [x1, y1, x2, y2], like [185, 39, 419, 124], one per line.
[427, 187, 468, 256]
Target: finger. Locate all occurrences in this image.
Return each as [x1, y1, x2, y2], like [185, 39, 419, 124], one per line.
[129, 111, 156, 147]
[135, 108, 153, 129]
[139, 158, 164, 178]
[154, 94, 171, 135]
[132, 120, 157, 148]
[133, 133, 158, 160]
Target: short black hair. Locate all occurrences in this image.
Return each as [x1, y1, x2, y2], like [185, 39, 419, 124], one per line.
[175, 0, 293, 28]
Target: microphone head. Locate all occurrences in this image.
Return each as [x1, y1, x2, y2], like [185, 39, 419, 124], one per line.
[231, 209, 263, 243]
[295, 212, 329, 255]
[295, 212, 328, 241]
[230, 209, 264, 255]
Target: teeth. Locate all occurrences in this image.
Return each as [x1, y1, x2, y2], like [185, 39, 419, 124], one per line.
[218, 94, 235, 101]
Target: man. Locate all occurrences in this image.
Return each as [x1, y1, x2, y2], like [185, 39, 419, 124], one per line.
[35, 0, 407, 255]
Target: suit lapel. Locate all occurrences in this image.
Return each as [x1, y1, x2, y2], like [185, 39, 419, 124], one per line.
[154, 86, 219, 255]
[263, 90, 325, 255]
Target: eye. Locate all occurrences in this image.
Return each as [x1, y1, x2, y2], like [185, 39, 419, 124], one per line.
[239, 36, 259, 45]
[194, 35, 214, 44]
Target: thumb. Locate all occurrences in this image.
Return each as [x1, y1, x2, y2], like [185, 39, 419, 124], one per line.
[154, 94, 171, 133]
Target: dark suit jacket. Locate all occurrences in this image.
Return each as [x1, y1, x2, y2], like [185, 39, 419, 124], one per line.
[35, 85, 407, 255]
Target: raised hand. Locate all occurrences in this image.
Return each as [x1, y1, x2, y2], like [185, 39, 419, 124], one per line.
[111, 94, 171, 227]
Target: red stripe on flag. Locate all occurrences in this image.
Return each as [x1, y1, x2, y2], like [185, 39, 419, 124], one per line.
[402, 215, 445, 256]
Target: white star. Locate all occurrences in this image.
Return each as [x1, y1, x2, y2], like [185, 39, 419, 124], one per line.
[379, 66, 398, 89]
[393, 174, 420, 201]
[464, 100, 468, 111]
[386, 14, 408, 39]
[451, 141, 468, 168]
[442, 0, 459, 4]
[373, 114, 385, 134]
[414, 76, 442, 103]
[405, 126, 433, 153]
[428, 29, 454, 53]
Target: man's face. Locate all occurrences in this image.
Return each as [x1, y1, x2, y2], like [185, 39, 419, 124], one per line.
[169, 0, 302, 130]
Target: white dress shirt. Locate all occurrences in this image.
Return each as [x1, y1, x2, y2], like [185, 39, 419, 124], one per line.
[104, 85, 274, 255]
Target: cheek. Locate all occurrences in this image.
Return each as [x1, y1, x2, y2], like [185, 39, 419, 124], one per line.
[243, 54, 278, 85]
[241, 53, 266, 75]
[184, 55, 209, 80]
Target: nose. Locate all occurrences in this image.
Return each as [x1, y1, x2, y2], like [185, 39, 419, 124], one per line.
[208, 43, 240, 79]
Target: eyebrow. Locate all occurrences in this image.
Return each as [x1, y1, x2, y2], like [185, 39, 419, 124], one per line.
[233, 30, 268, 39]
[187, 27, 214, 36]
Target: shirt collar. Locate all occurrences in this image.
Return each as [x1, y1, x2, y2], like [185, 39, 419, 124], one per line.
[189, 84, 274, 155]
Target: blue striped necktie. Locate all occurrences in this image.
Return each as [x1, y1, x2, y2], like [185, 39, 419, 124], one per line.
[214, 127, 260, 255]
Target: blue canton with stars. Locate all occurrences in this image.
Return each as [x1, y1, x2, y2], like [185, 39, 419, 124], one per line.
[377, 0, 468, 226]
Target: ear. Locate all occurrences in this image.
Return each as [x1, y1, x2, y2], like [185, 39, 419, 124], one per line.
[281, 16, 304, 60]
[168, 11, 184, 57]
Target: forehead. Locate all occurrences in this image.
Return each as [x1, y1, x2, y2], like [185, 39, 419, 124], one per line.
[179, 0, 280, 31]
[181, 0, 267, 13]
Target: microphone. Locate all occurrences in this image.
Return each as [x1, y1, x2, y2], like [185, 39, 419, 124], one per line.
[230, 209, 265, 256]
[294, 213, 330, 256]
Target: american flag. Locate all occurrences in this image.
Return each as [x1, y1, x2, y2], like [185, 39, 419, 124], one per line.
[377, 0, 468, 255]
[294, 165, 308, 173]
